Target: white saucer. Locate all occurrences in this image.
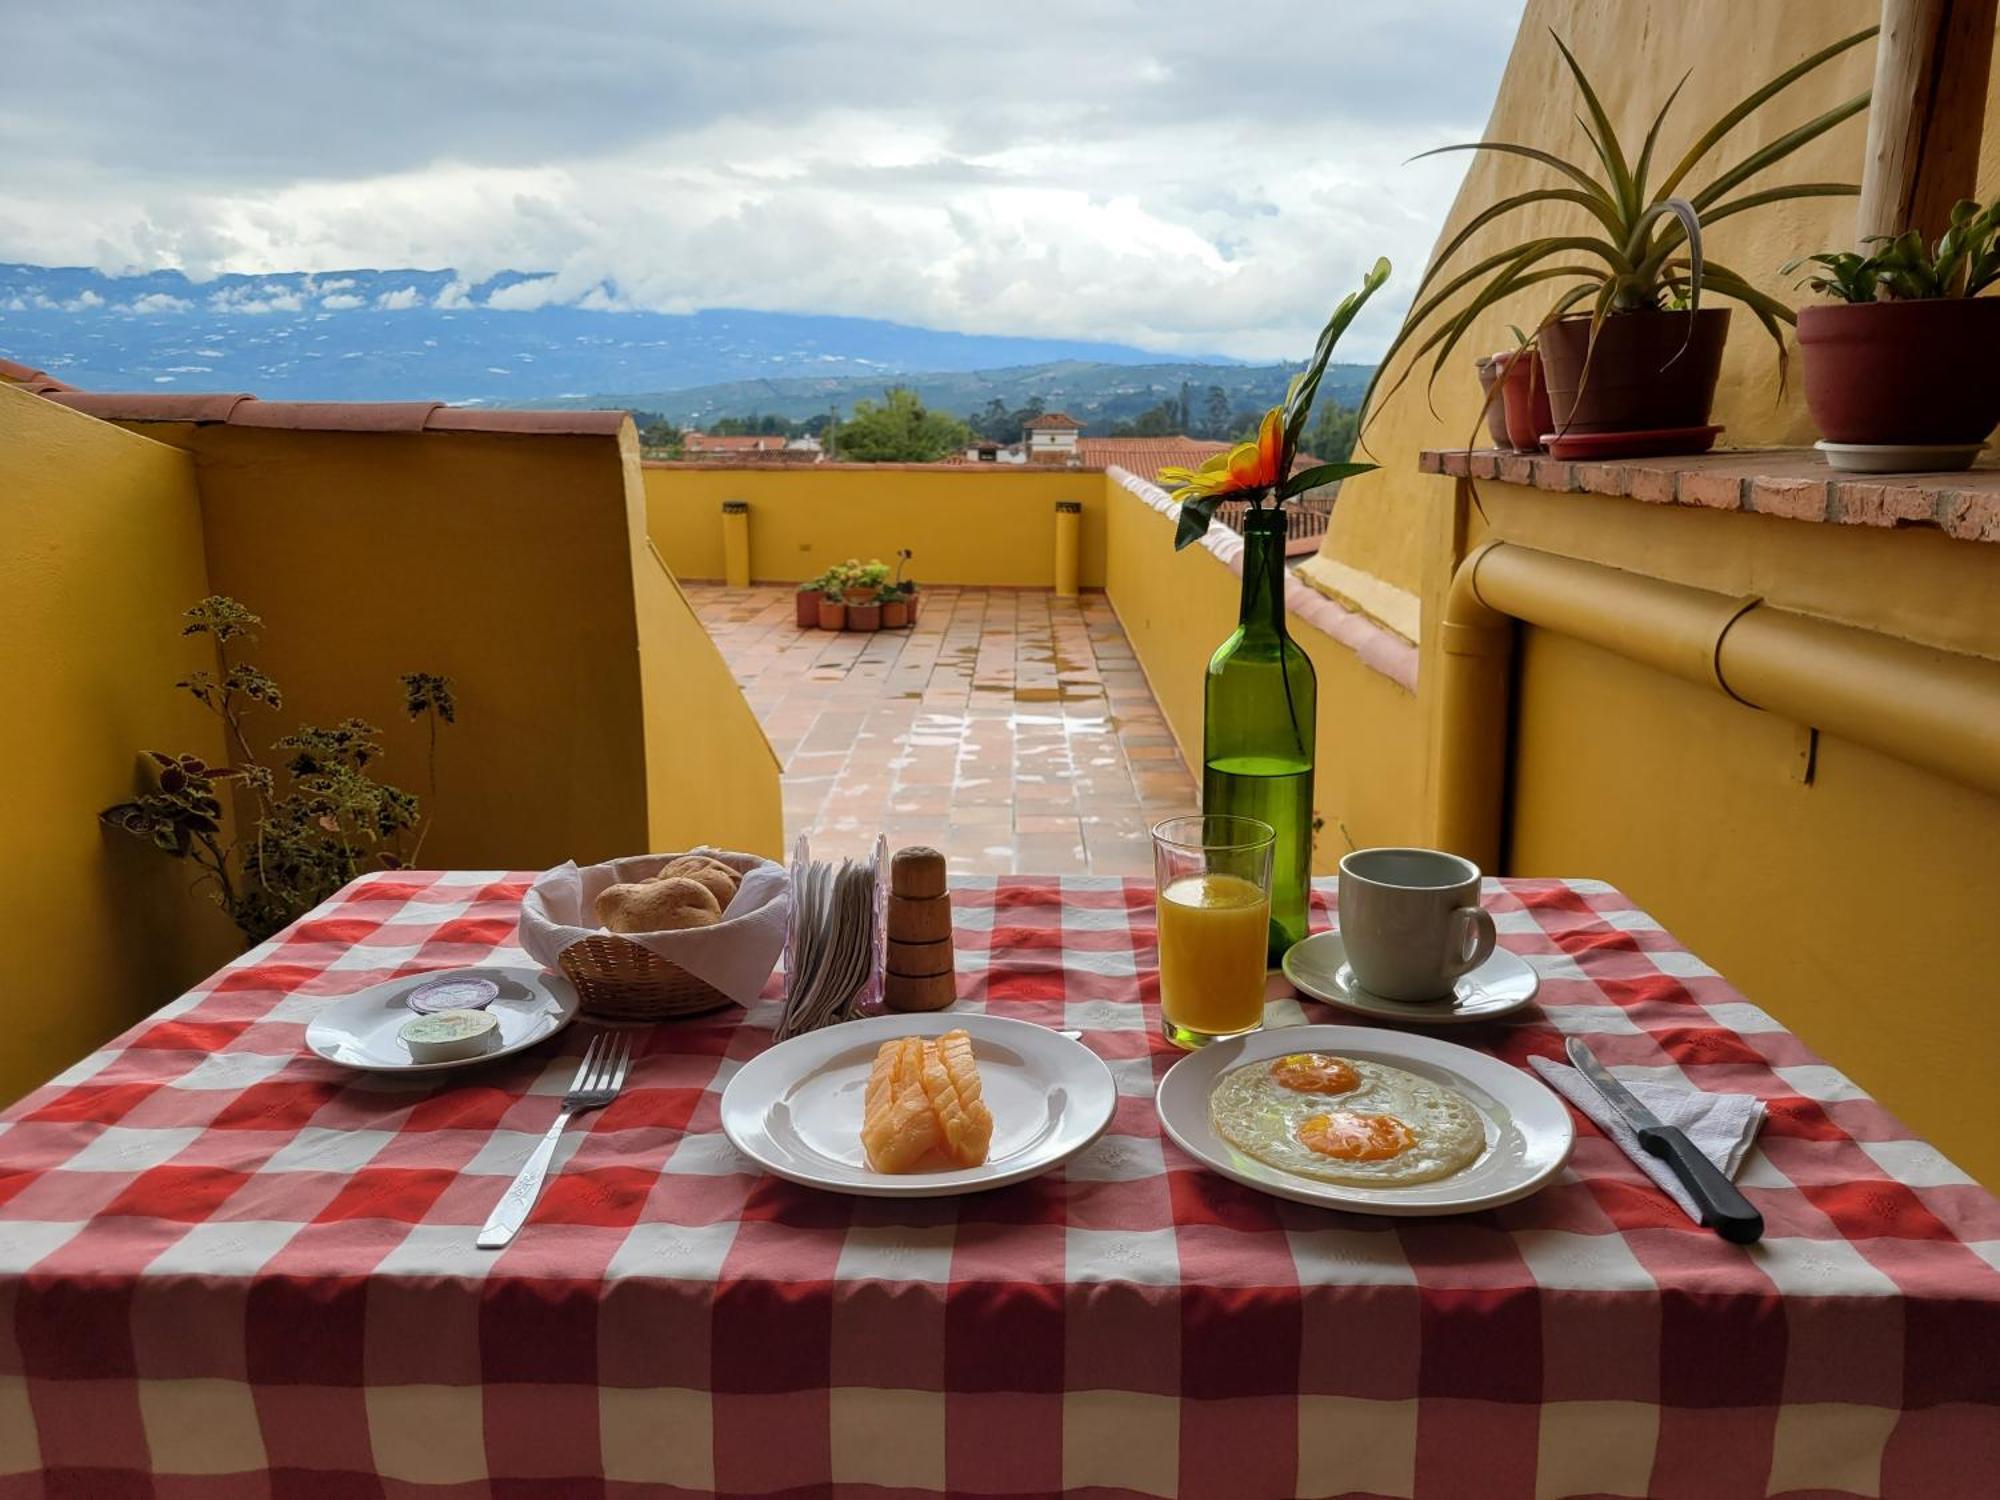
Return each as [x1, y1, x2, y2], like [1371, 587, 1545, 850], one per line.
[1156, 1023, 1573, 1215]
[1815, 438, 1986, 474]
[1282, 932, 1538, 1025]
[304, 965, 578, 1072]
[720, 1012, 1116, 1197]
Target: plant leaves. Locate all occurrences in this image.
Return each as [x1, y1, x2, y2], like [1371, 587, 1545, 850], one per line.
[1174, 496, 1220, 551]
[1278, 461, 1378, 500]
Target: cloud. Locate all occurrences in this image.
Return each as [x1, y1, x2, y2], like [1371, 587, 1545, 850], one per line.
[119, 292, 193, 313]
[375, 285, 421, 309]
[0, 0, 1526, 358]
[319, 293, 364, 309]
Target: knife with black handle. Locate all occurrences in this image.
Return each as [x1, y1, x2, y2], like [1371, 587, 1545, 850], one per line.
[1565, 1037, 1764, 1244]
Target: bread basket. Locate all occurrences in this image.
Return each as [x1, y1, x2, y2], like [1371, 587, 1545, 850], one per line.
[520, 851, 790, 1023]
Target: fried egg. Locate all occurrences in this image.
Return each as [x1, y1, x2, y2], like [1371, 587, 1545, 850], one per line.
[1208, 1053, 1486, 1186]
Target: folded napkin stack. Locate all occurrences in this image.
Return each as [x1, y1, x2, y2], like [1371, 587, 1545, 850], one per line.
[1530, 1055, 1765, 1225]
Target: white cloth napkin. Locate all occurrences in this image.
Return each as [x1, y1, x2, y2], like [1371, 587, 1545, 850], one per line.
[1530, 1055, 1765, 1224]
[519, 849, 790, 1007]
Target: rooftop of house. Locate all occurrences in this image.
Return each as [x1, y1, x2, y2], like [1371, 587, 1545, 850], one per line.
[1025, 411, 1083, 431]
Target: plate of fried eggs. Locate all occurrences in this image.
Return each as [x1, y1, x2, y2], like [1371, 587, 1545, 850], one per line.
[1156, 1025, 1573, 1214]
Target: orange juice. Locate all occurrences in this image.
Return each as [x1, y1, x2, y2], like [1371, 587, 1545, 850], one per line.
[1158, 872, 1270, 1043]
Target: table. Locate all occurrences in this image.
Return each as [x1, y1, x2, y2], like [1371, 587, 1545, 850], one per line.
[2, 872, 1996, 1499]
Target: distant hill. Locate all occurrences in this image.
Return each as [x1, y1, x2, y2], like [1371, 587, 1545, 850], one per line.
[541, 359, 1376, 432]
[0, 263, 1233, 405]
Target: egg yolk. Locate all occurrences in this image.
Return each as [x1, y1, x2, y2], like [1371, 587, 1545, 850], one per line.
[1297, 1111, 1416, 1161]
[1269, 1052, 1360, 1094]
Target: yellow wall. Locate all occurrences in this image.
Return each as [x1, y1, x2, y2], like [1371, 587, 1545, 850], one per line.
[0, 386, 234, 1103]
[1102, 477, 1427, 871]
[621, 434, 785, 858]
[154, 422, 782, 868]
[644, 463, 1106, 588]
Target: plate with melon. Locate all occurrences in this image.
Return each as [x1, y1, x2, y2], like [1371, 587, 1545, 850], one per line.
[720, 1013, 1116, 1197]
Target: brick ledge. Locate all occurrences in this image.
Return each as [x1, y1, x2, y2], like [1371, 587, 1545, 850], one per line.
[1418, 447, 1999, 544]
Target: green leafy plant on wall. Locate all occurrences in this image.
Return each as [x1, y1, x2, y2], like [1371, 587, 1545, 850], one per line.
[102, 596, 456, 945]
[1785, 197, 2000, 302]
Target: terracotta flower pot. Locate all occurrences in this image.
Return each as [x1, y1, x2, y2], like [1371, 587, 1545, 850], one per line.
[1538, 307, 1730, 436]
[905, 592, 922, 625]
[880, 598, 909, 629]
[794, 587, 820, 629]
[1494, 350, 1554, 451]
[845, 600, 882, 632]
[1474, 355, 1512, 448]
[1798, 299, 2000, 445]
[817, 597, 846, 630]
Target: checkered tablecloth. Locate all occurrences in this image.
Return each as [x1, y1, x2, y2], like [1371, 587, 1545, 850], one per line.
[1, 872, 1996, 1499]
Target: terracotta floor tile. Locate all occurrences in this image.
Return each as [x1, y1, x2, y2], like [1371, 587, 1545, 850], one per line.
[687, 584, 1199, 876]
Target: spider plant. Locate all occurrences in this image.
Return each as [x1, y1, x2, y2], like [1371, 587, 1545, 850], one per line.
[1363, 24, 1877, 421]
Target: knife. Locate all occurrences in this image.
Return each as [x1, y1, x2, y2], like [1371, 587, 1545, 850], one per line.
[1564, 1038, 1764, 1244]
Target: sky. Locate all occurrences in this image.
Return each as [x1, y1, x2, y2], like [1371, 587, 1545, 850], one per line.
[0, 1, 1525, 362]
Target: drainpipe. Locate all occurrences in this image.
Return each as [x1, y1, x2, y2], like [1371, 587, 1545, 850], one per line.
[1054, 501, 1082, 597]
[1433, 542, 2000, 867]
[722, 499, 750, 588]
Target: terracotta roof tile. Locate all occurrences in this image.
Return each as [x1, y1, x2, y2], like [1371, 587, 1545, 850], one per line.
[0, 356, 76, 393]
[47, 391, 256, 423]
[228, 401, 442, 432]
[1026, 411, 1083, 429]
[40, 388, 627, 437]
[424, 407, 628, 435]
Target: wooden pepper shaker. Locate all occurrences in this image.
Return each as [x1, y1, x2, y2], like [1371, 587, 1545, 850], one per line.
[884, 846, 955, 1011]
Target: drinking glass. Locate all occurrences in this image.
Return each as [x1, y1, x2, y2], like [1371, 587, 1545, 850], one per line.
[1153, 814, 1276, 1049]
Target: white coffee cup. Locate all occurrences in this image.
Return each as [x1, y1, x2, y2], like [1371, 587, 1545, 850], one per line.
[1336, 848, 1497, 1002]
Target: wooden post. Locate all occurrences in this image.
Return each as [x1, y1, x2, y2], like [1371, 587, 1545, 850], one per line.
[1856, 0, 1997, 247]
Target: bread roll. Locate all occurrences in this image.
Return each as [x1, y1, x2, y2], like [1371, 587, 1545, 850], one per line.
[597, 876, 721, 934]
[656, 855, 739, 910]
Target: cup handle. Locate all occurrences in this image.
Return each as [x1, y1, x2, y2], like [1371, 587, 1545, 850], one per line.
[1445, 906, 1497, 981]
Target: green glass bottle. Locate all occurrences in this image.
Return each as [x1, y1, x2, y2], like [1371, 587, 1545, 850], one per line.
[1202, 507, 1315, 964]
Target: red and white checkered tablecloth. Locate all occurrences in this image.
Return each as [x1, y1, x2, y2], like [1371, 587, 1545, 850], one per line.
[1, 871, 1996, 1500]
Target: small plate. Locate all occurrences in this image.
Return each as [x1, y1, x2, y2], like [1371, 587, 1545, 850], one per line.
[1542, 424, 1720, 461]
[720, 1013, 1116, 1197]
[1815, 438, 1985, 474]
[1156, 1024, 1573, 1216]
[305, 966, 578, 1073]
[1283, 932, 1538, 1024]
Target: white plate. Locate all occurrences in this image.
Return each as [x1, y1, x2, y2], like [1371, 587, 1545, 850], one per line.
[1283, 932, 1538, 1025]
[305, 965, 579, 1073]
[720, 1013, 1116, 1197]
[1156, 1024, 1572, 1216]
[1815, 438, 1986, 473]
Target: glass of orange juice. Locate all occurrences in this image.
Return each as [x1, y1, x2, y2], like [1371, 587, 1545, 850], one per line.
[1153, 814, 1275, 1049]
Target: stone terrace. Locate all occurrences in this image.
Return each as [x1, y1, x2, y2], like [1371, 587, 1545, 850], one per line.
[685, 585, 1199, 876]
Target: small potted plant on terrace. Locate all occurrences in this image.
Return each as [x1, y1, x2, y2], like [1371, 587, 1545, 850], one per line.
[1367, 25, 1875, 459]
[796, 570, 830, 629]
[816, 581, 847, 631]
[887, 549, 919, 626]
[878, 581, 911, 630]
[1785, 197, 2000, 471]
[1472, 354, 1512, 448]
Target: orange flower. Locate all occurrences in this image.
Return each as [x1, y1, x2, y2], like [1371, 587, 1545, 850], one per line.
[1160, 406, 1287, 503]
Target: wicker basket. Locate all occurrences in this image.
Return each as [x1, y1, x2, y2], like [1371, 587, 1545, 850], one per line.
[557, 934, 737, 1023]
[522, 850, 788, 1025]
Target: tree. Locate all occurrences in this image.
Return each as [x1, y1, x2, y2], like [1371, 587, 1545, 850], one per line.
[710, 413, 791, 436]
[1306, 401, 1360, 463]
[1202, 385, 1231, 439]
[1108, 400, 1181, 437]
[637, 419, 684, 457]
[837, 387, 974, 462]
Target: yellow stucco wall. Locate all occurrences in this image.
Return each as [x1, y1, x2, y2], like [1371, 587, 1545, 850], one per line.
[154, 422, 782, 868]
[1102, 477, 1427, 871]
[621, 434, 785, 858]
[644, 463, 1106, 588]
[0, 386, 234, 1103]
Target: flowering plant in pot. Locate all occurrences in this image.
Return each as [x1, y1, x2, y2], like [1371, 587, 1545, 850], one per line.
[816, 584, 847, 631]
[796, 570, 831, 628]
[888, 548, 920, 625]
[1785, 198, 2000, 471]
[877, 583, 911, 629]
[1366, 26, 1875, 457]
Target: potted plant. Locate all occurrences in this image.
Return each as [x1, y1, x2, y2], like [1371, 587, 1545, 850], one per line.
[816, 586, 846, 631]
[878, 583, 910, 630]
[844, 588, 883, 632]
[890, 549, 920, 624]
[1472, 355, 1511, 448]
[796, 571, 828, 629]
[1492, 328, 1554, 452]
[1366, 26, 1875, 458]
[1786, 197, 2000, 471]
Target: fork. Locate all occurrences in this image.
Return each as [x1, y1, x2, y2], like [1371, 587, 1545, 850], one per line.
[476, 1033, 632, 1249]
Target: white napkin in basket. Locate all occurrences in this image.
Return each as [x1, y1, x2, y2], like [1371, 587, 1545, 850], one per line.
[519, 849, 790, 1007]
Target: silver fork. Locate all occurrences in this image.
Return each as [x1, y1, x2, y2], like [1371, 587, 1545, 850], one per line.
[476, 1032, 632, 1249]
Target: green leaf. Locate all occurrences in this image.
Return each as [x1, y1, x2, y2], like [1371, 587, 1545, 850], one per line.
[1409, 187, 1615, 305]
[1654, 25, 1876, 201]
[1174, 496, 1220, 551]
[1282, 257, 1390, 460]
[1278, 461, 1377, 500]
[1551, 32, 1637, 219]
[1631, 69, 1692, 201]
[1409, 142, 1626, 235]
[1688, 92, 1870, 212]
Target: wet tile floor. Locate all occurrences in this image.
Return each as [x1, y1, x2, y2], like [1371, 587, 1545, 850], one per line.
[685, 585, 1201, 877]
